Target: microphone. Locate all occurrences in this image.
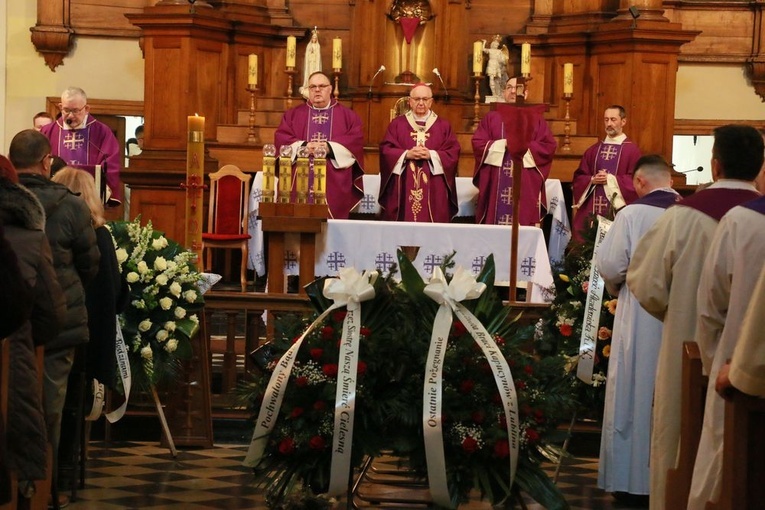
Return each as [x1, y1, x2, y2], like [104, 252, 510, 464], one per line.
[433, 68, 449, 103]
[678, 166, 703, 174]
[367, 65, 385, 98]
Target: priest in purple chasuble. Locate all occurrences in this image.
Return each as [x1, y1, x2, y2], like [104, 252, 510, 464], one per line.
[572, 105, 640, 241]
[472, 78, 557, 226]
[274, 72, 364, 219]
[378, 83, 460, 223]
[41, 87, 123, 205]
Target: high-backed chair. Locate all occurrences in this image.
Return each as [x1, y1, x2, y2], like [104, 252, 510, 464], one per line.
[201, 165, 252, 292]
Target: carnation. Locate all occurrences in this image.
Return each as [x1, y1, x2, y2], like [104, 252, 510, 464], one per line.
[159, 297, 173, 310]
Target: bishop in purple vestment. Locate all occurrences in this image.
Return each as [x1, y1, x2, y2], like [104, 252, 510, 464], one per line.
[572, 105, 640, 241]
[274, 72, 364, 219]
[41, 87, 122, 205]
[379, 84, 460, 223]
[472, 82, 557, 226]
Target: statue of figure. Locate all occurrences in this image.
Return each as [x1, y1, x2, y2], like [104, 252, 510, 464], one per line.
[299, 27, 322, 99]
[483, 35, 509, 100]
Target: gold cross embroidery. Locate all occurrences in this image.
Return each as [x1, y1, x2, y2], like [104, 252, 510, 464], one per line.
[410, 129, 430, 146]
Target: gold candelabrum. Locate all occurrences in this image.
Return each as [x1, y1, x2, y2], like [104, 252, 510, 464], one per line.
[246, 84, 261, 144]
[333, 70, 342, 99]
[472, 73, 482, 131]
[563, 93, 573, 152]
[285, 67, 297, 109]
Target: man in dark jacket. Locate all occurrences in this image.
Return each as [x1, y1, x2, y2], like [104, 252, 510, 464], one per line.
[9, 129, 99, 503]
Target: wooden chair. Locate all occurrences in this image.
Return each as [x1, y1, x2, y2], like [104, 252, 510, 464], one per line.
[201, 165, 252, 292]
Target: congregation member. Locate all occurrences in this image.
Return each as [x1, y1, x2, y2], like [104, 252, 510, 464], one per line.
[10, 129, 100, 508]
[594, 155, 679, 505]
[378, 83, 460, 222]
[687, 188, 765, 509]
[274, 71, 365, 219]
[572, 105, 640, 240]
[472, 76, 557, 226]
[41, 86, 123, 205]
[715, 265, 765, 399]
[0, 155, 66, 503]
[627, 124, 763, 510]
[33, 111, 53, 131]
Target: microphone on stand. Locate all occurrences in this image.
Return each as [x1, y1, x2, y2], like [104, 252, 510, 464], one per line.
[678, 166, 703, 174]
[433, 68, 449, 103]
[367, 65, 386, 98]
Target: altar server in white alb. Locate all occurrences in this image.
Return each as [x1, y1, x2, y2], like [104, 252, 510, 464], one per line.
[627, 124, 763, 510]
[687, 190, 765, 510]
[595, 155, 679, 502]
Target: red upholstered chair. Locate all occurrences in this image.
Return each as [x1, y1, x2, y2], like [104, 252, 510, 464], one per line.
[201, 165, 252, 292]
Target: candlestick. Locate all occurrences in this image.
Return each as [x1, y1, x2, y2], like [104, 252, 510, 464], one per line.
[278, 145, 293, 203]
[286, 36, 296, 68]
[333, 70, 342, 99]
[262, 144, 276, 202]
[313, 146, 327, 205]
[564, 62, 574, 95]
[248, 54, 258, 86]
[472, 74, 481, 132]
[472, 41, 483, 74]
[285, 67, 297, 108]
[245, 84, 261, 144]
[521, 43, 531, 76]
[296, 147, 310, 203]
[563, 93, 573, 152]
[332, 38, 342, 69]
[184, 114, 206, 262]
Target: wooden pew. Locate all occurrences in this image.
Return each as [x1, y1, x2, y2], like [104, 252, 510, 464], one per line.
[707, 391, 765, 510]
[665, 341, 708, 509]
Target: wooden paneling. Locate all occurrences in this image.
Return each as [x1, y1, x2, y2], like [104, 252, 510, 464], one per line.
[130, 187, 188, 242]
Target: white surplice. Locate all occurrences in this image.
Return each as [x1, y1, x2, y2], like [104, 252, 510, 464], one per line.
[595, 196, 672, 495]
[687, 202, 765, 509]
[728, 266, 765, 397]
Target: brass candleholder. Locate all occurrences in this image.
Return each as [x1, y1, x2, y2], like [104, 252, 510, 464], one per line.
[472, 73, 482, 131]
[245, 84, 261, 144]
[285, 67, 297, 108]
[563, 93, 573, 152]
[333, 69, 342, 99]
[515, 75, 529, 105]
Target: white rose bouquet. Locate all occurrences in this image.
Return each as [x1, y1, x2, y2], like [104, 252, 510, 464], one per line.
[108, 217, 204, 390]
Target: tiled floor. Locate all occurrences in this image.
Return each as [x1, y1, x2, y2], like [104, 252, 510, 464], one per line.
[64, 440, 649, 509]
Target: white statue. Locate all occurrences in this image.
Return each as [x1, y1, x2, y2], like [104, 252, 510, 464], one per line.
[483, 35, 509, 100]
[299, 27, 323, 99]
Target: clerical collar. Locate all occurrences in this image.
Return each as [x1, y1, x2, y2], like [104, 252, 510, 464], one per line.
[63, 114, 89, 130]
[412, 111, 432, 122]
[309, 100, 334, 111]
[604, 133, 627, 144]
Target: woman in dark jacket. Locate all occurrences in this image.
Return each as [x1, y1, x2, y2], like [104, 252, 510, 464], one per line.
[0, 157, 66, 491]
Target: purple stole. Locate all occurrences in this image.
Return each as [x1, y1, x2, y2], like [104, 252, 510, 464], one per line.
[740, 195, 765, 215]
[403, 119, 433, 222]
[54, 123, 93, 167]
[588, 142, 626, 217]
[492, 153, 515, 225]
[632, 189, 680, 209]
[678, 188, 760, 221]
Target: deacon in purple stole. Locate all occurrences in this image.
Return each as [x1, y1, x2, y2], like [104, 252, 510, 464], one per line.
[572, 105, 640, 240]
[378, 83, 460, 223]
[472, 102, 556, 226]
[274, 72, 364, 219]
[41, 88, 122, 204]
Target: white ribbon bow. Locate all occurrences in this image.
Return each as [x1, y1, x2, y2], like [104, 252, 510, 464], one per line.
[424, 266, 486, 309]
[323, 267, 378, 311]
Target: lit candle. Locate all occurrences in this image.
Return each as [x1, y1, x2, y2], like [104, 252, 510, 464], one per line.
[286, 36, 296, 68]
[186, 114, 205, 261]
[332, 38, 342, 69]
[472, 41, 483, 74]
[521, 43, 531, 75]
[248, 54, 258, 86]
[563, 63, 574, 95]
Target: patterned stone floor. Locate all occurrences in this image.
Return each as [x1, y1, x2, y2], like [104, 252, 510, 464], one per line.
[63, 440, 648, 509]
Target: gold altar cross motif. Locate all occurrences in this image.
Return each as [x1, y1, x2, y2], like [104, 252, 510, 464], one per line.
[599, 145, 619, 161]
[63, 131, 86, 150]
[311, 112, 330, 124]
[410, 129, 429, 146]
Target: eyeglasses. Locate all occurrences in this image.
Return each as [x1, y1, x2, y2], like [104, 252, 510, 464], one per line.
[40, 154, 53, 164]
[410, 97, 433, 103]
[307, 84, 331, 91]
[60, 105, 86, 115]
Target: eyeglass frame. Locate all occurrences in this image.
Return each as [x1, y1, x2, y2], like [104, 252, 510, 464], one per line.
[58, 104, 88, 115]
[307, 84, 331, 91]
[409, 96, 433, 103]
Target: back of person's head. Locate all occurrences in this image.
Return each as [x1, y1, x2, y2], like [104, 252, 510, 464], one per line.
[51, 167, 105, 227]
[0, 155, 19, 183]
[9, 129, 51, 171]
[135, 125, 144, 138]
[634, 154, 672, 181]
[712, 124, 765, 180]
[33, 111, 54, 130]
[50, 156, 67, 176]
